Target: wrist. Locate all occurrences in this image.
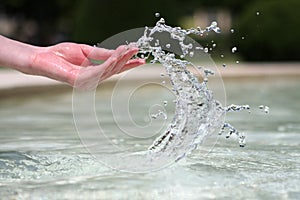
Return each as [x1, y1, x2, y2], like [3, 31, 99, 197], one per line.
[0, 35, 41, 75]
[27, 46, 48, 76]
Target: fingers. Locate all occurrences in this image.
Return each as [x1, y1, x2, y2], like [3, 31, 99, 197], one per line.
[120, 58, 146, 73]
[99, 45, 129, 73]
[81, 45, 127, 82]
[80, 44, 114, 61]
[107, 46, 139, 72]
[99, 46, 139, 80]
[75, 45, 143, 89]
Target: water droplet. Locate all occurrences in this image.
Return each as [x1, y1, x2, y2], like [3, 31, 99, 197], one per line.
[230, 29, 235, 33]
[204, 48, 209, 53]
[241, 36, 245, 40]
[212, 43, 217, 48]
[220, 54, 224, 58]
[154, 39, 160, 46]
[259, 105, 269, 114]
[232, 47, 237, 53]
[163, 101, 168, 106]
[265, 107, 269, 114]
[236, 60, 239, 64]
[158, 18, 165, 24]
[214, 27, 221, 33]
[151, 110, 167, 120]
[204, 68, 215, 76]
[256, 11, 260, 16]
[222, 63, 226, 68]
[166, 43, 171, 48]
[189, 51, 194, 57]
[160, 73, 165, 77]
[209, 21, 221, 33]
[226, 104, 250, 112]
[162, 80, 166, 84]
[211, 21, 217, 27]
[155, 12, 160, 18]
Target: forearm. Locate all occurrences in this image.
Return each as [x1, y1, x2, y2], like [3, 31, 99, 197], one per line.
[0, 36, 145, 87]
[0, 35, 40, 74]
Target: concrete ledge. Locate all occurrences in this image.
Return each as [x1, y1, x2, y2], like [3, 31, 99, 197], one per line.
[0, 70, 71, 98]
[1, 63, 299, 98]
[217, 63, 300, 78]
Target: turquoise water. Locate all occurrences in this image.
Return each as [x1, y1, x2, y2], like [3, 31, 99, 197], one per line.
[0, 76, 299, 199]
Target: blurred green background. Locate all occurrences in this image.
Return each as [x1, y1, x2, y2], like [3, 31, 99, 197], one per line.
[0, 0, 299, 61]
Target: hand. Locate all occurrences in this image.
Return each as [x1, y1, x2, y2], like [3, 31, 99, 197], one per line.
[31, 42, 145, 89]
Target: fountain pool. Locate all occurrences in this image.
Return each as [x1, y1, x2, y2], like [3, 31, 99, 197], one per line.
[0, 75, 299, 199]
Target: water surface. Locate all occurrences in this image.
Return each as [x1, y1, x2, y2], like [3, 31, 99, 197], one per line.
[0, 76, 299, 199]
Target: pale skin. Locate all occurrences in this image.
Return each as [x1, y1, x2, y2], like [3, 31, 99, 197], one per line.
[0, 35, 145, 89]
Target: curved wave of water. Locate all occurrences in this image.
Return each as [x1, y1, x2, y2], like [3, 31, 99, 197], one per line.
[135, 19, 227, 161]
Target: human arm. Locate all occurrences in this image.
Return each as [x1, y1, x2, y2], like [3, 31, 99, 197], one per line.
[0, 35, 145, 88]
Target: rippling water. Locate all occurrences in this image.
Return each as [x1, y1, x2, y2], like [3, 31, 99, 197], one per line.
[0, 77, 299, 199]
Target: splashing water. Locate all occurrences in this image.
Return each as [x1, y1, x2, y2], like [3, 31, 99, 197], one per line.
[133, 18, 246, 161]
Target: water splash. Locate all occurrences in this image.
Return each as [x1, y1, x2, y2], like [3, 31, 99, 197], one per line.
[151, 110, 167, 120]
[226, 104, 250, 113]
[218, 123, 246, 147]
[133, 18, 245, 161]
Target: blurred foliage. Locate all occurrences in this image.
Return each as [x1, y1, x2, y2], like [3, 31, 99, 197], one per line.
[0, 0, 76, 45]
[72, 0, 185, 44]
[0, 0, 299, 61]
[233, 0, 300, 61]
[71, 0, 250, 44]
